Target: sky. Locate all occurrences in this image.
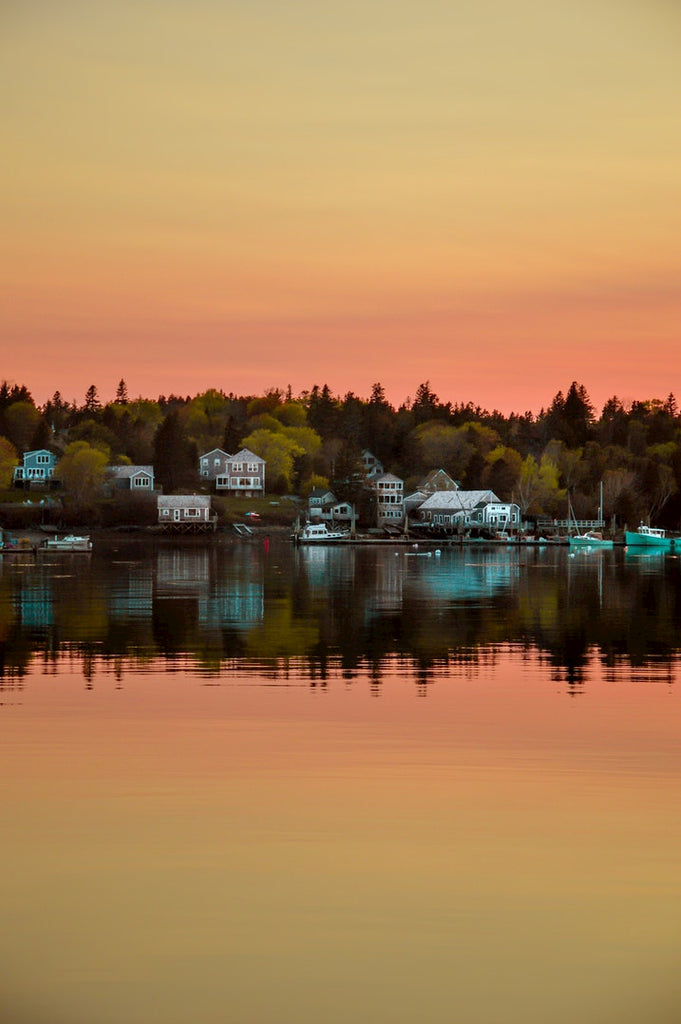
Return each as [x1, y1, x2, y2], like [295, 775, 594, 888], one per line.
[2, 0, 680, 415]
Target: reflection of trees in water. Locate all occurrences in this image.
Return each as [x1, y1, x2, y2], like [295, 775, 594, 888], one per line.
[1, 542, 681, 684]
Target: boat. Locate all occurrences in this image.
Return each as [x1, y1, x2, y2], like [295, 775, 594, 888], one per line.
[42, 534, 92, 552]
[568, 530, 614, 550]
[567, 494, 613, 549]
[624, 524, 673, 550]
[294, 522, 350, 543]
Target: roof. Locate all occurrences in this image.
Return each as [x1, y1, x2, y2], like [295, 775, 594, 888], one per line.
[199, 448, 230, 459]
[108, 465, 154, 478]
[419, 469, 459, 492]
[374, 472, 403, 484]
[231, 448, 264, 463]
[157, 494, 211, 508]
[418, 489, 500, 511]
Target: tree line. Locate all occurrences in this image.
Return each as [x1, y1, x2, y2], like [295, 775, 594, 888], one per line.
[1, 378, 680, 527]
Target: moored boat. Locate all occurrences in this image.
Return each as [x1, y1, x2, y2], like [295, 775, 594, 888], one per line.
[294, 522, 350, 544]
[568, 530, 614, 550]
[42, 534, 92, 552]
[624, 524, 673, 550]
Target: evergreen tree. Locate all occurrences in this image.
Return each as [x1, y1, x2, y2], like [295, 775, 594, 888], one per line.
[115, 379, 129, 404]
[154, 411, 198, 492]
[84, 384, 101, 413]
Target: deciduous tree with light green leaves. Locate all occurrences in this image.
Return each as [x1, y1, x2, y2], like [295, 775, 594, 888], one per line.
[56, 441, 110, 507]
[241, 429, 305, 493]
[0, 436, 18, 489]
[516, 454, 565, 516]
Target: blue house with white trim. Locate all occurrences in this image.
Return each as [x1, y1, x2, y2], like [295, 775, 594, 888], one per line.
[13, 449, 57, 487]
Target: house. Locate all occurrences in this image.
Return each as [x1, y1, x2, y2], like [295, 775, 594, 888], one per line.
[404, 470, 459, 517]
[157, 495, 217, 532]
[306, 489, 355, 526]
[107, 465, 155, 491]
[417, 490, 520, 533]
[362, 450, 384, 479]
[323, 500, 355, 525]
[308, 488, 337, 519]
[419, 468, 459, 493]
[198, 448, 231, 481]
[13, 449, 57, 487]
[215, 448, 265, 496]
[371, 472, 404, 527]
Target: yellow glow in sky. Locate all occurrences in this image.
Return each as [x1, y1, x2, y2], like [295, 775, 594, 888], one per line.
[2, 1, 680, 410]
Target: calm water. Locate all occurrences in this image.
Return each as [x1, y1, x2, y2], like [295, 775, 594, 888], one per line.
[2, 539, 681, 1024]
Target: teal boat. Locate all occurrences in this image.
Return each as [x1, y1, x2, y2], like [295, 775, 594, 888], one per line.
[569, 530, 614, 550]
[624, 524, 673, 550]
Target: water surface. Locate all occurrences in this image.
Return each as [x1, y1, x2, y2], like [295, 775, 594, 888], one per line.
[1, 540, 680, 1023]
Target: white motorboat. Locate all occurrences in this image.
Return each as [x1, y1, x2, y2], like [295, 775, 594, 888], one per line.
[294, 522, 349, 543]
[42, 534, 93, 552]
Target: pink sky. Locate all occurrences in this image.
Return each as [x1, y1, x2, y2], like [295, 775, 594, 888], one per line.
[2, 1, 680, 415]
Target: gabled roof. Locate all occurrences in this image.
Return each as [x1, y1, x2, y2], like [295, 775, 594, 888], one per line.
[419, 468, 459, 492]
[374, 472, 403, 484]
[108, 465, 154, 478]
[418, 489, 500, 511]
[199, 448, 230, 459]
[23, 449, 55, 460]
[231, 448, 264, 463]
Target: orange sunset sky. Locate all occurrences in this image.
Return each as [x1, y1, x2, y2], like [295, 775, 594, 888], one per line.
[2, 1, 680, 415]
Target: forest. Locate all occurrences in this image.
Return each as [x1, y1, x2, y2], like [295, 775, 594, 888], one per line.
[1, 378, 680, 528]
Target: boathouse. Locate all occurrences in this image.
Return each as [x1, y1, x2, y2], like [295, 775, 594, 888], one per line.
[157, 495, 217, 532]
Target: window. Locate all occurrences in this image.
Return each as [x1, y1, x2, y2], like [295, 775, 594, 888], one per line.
[37, 454, 50, 464]
[185, 507, 201, 518]
[133, 476, 149, 488]
[248, 463, 259, 472]
[232, 463, 243, 473]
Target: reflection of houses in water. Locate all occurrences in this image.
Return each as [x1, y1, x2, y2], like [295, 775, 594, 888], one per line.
[155, 550, 211, 594]
[19, 583, 54, 628]
[405, 549, 519, 602]
[366, 551, 404, 614]
[199, 586, 264, 632]
[296, 545, 357, 589]
[108, 565, 154, 620]
[155, 549, 264, 631]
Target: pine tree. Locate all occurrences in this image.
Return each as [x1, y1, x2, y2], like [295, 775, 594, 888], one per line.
[154, 411, 198, 492]
[84, 384, 101, 413]
[115, 379, 129, 405]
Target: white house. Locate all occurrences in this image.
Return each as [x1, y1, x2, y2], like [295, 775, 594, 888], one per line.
[215, 448, 265, 497]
